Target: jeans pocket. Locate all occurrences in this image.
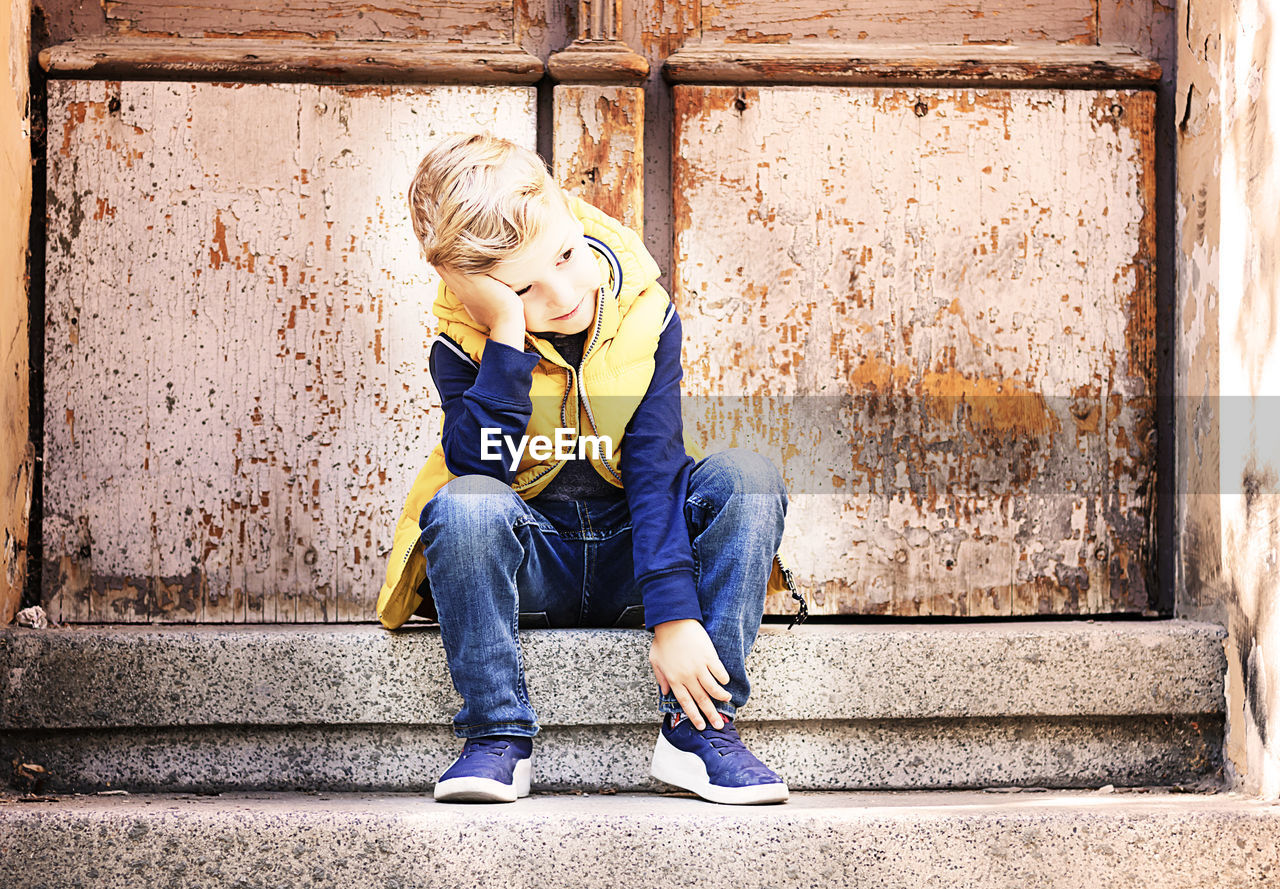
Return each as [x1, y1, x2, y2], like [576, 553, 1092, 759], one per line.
[611, 604, 647, 629]
[518, 611, 551, 629]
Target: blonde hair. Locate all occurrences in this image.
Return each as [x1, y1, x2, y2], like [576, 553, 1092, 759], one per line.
[407, 133, 566, 274]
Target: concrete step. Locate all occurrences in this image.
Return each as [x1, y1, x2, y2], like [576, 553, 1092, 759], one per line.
[0, 620, 1227, 793]
[1, 789, 1276, 888]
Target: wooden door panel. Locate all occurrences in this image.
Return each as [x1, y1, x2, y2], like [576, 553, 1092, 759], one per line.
[43, 81, 537, 622]
[673, 85, 1156, 616]
[699, 1, 1098, 45]
[102, 1, 514, 42]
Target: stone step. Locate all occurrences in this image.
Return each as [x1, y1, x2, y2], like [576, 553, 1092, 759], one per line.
[1, 789, 1277, 888]
[0, 620, 1227, 793]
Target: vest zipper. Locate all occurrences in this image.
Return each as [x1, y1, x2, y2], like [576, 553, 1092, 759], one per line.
[576, 286, 622, 483]
[511, 357, 574, 494]
[513, 283, 612, 493]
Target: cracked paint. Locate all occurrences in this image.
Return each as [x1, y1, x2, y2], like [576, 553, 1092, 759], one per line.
[44, 80, 537, 623]
[701, 0, 1098, 44]
[675, 84, 1157, 617]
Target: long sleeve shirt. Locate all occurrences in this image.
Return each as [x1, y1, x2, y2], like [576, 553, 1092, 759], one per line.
[427, 308, 701, 628]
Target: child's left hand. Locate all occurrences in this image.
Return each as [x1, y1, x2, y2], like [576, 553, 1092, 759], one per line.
[649, 619, 732, 730]
[434, 264, 527, 349]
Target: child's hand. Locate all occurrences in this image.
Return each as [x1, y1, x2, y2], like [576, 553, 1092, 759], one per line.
[436, 265, 526, 348]
[649, 619, 732, 730]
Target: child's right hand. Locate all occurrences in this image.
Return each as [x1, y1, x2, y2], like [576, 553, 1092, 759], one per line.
[649, 619, 733, 730]
[436, 265, 526, 349]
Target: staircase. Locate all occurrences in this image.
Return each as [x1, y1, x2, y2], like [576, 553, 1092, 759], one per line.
[3, 789, 1279, 888]
[4, 619, 1278, 887]
[0, 620, 1227, 792]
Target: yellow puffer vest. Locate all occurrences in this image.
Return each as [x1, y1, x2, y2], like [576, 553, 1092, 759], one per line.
[376, 196, 801, 630]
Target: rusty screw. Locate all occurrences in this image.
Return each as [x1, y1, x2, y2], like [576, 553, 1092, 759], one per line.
[303, 547, 318, 566]
[1110, 104, 1124, 119]
[1094, 545, 1107, 561]
[913, 100, 929, 118]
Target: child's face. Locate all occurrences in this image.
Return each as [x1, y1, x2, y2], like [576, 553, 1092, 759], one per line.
[490, 195, 602, 336]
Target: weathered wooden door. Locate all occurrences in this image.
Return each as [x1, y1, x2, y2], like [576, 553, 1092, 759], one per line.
[672, 84, 1155, 617]
[37, 1, 1165, 621]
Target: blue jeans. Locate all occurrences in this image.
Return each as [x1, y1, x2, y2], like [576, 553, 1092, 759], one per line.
[418, 448, 787, 739]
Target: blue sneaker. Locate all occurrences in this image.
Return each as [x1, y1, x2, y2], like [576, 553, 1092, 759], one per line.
[650, 714, 789, 804]
[433, 736, 533, 803]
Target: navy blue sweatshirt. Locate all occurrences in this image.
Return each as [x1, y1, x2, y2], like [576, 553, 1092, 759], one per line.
[427, 308, 701, 629]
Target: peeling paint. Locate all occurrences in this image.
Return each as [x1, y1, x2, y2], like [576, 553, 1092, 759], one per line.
[105, 1, 515, 43]
[1176, 0, 1280, 799]
[554, 84, 645, 230]
[675, 84, 1156, 617]
[702, 0, 1098, 44]
[44, 81, 537, 623]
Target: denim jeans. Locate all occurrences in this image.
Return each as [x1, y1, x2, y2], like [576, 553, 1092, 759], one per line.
[418, 448, 787, 739]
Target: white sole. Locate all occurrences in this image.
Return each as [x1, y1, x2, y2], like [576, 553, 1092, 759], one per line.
[650, 731, 789, 805]
[433, 756, 531, 803]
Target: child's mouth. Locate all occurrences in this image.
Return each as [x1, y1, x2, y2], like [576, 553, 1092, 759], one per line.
[551, 295, 587, 322]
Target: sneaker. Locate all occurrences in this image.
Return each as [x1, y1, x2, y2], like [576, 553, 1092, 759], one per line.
[650, 714, 789, 805]
[433, 735, 533, 803]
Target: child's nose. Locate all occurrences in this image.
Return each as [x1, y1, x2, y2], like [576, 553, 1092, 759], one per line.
[548, 278, 578, 312]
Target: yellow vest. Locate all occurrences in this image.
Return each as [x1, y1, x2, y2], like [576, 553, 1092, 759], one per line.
[376, 196, 800, 629]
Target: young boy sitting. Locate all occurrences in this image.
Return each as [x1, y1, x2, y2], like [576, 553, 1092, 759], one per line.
[376, 132, 805, 805]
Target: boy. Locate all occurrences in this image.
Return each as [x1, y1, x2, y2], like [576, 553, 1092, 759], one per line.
[377, 133, 805, 805]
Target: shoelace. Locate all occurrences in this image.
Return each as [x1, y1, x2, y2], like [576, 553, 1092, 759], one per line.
[700, 722, 748, 758]
[460, 737, 516, 759]
[676, 717, 750, 760]
[668, 715, 778, 778]
[700, 722, 780, 779]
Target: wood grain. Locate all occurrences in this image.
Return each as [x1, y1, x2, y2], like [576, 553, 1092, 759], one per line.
[1099, 0, 1178, 77]
[40, 38, 544, 84]
[553, 85, 645, 230]
[106, 1, 513, 42]
[699, 0, 1097, 45]
[664, 42, 1162, 87]
[548, 42, 650, 83]
[1, 0, 32, 625]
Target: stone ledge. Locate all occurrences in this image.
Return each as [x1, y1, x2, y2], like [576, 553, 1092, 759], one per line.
[2, 715, 1221, 794]
[2, 790, 1276, 889]
[0, 621, 1226, 728]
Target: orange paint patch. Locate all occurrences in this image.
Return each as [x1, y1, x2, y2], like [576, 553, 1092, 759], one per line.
[848, 354, 911, 389]
[59, 101, 105, 157]
[919, 370, 1060, 436]
[210, 212, 231, 268]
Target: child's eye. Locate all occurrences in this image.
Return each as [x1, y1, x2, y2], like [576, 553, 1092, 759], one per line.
[512, 248, 573, 296]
